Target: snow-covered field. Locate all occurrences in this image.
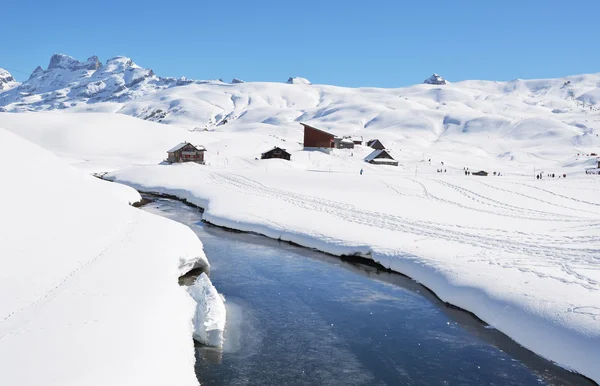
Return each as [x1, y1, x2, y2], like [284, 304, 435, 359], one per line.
[106, 163, 600, 383]
[0, 129, 213, 386]
[1, 59, 600, 383]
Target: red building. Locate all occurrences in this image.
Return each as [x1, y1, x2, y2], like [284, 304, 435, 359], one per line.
[301, 123, 335, 150]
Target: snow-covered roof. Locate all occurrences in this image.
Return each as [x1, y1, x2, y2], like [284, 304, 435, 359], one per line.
[167, 143, 189, 152]
[167, 142, 205, 153]
[364, 149, 390, 162]
[300, 123, 335, 137]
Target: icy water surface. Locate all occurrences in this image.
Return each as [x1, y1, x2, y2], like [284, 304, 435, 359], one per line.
[142, 196, 594, 386]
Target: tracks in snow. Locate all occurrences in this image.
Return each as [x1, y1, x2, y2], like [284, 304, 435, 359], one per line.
[208, 172, 600, 291]
[0, 215, 139, 341]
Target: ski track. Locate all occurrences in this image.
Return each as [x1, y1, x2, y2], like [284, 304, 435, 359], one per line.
[473, 180, 600, 216]
[508, 181, 600, 208]
[207, 172, 600, 291]
[390, 177, 588, 223]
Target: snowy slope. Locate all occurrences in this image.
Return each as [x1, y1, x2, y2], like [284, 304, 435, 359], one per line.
[0, 129, 210, 386]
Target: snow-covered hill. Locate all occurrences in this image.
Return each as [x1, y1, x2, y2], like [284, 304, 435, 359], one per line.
[0, 128, 211, 386]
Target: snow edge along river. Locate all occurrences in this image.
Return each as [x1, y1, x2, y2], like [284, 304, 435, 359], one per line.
[105, 168, 600, 385]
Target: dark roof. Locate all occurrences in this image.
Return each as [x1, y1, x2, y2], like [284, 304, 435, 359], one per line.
[300, 122, 335, 138]
[367, 139, 385, 149]
[261, 146, 290, 156]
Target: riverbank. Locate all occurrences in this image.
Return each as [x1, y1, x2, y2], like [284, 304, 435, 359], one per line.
[106, 164, 600, 384]
[0, 129, 211, 386]
[142, 195, 596, 386]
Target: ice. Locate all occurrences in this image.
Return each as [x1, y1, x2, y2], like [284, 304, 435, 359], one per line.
[187, 273, 227, 348]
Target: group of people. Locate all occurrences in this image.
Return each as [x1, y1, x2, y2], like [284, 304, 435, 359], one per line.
[537, 173, 566, 179]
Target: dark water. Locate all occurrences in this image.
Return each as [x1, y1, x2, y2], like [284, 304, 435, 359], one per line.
[142, 196, 594, 386]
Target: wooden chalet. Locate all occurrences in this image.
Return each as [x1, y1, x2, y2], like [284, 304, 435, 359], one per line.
[364, 149, 398, 166]
[472, 170, 488, 176]
[167, 142, 206, 164]
[261, 147, 291, 161]
[301, 123, 335, 151]
[366, 139, 385, 150]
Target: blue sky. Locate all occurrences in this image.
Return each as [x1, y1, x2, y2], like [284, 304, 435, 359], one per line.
[2, 0, 598, 87]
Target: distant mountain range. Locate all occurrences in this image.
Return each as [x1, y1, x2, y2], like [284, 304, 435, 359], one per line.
[1, 54, 599, 160]
[0, 54, 320, 112]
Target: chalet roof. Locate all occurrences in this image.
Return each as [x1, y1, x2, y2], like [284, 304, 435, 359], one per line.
[261, 146, 290, 156]
[300, 122, 335, 138]
[350, 136, 363, 141]
[167, 142, 205, 153]
[364, 149, 394, 162]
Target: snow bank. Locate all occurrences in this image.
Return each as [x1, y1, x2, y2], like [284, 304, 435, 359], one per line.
[107, 164, 600, 383]
[0, 129, 209, 386]
[187, 273, 226, 348]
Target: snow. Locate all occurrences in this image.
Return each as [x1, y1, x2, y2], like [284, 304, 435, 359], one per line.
[423, 73, 448, 85]
[106, 164, 600, 383]
[2, 57, 600, 382]
[0, 68, 19, 92]
[0, 54, 177, 111]
[186, 273, 227, 348]
[287, 76, 311, 85]
[0, 128, 211, 386]
[364, 149, 387, 161]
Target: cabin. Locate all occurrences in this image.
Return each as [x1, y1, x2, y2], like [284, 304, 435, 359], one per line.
[472, 170, 488, 176]
[351, 136, 363, 145]
[301, 123, 335, 151]
[585, 160, 600, 175]
[364, 149, 398, 166]
[166, 142, 206, 164]
[334, 137, 355, 149]
[261, 147, 291, 161]
[366, 139, 385, 150]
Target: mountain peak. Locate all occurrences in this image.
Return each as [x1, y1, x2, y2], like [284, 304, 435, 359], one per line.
[423, 73, 448, 85]
[287, 77, 311, 85]
[0, 68, 19, 91]
[29, 66, 44, 80]
[47, 53, 101, 71]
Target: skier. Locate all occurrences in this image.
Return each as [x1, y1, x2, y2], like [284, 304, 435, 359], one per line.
[360, 168, 363, 175]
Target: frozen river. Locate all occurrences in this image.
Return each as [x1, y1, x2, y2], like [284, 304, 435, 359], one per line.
[142, 196, 594, 386]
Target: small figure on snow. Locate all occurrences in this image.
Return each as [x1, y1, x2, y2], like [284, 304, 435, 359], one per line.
[360, 168, 363, 175]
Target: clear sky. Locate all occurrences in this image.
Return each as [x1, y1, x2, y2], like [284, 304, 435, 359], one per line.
[2, 0, 598, 87]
